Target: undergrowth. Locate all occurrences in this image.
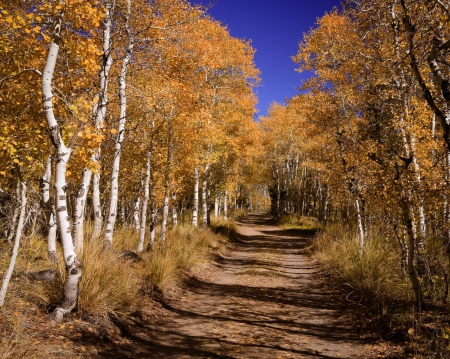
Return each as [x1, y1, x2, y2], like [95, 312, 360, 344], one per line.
[0, 219, 233, 358]
[313, 222, 450, 358]
[278, 214, 322, 233]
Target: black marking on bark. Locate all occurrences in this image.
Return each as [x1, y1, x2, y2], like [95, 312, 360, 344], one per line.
[70, 267, 79, 275]
[57, 206, 67, 212]
[49, 125, 61, 148]
[66, 255, 73, 263]
[40, 178, 48, 189]
[76, 184, 85, 198]
[59, 195, 66, 200]
[62, 185, 68, 193]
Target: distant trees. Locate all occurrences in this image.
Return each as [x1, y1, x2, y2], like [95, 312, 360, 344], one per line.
[258, 1, 450, 307]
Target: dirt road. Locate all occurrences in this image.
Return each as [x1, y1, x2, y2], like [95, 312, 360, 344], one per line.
[102, 215, 375, 358]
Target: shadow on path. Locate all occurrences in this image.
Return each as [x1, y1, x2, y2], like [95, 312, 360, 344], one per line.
[98, 214, 376, 358]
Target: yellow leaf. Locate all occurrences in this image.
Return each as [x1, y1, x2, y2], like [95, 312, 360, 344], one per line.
[2, 10, 8, 15]
[6, 16, 13, 23]
[110, 129, 117, 134]
[33, 26, 41, 33]
[25, 29, 31, 34]
[93, 97, 99, 103]
[13, 159, 19, 164]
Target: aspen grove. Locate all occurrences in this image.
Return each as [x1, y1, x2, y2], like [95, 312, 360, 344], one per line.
[0, 0, 260, 320]
[2, 0, 450, 346]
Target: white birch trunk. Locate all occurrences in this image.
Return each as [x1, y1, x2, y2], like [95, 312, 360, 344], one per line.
[133, 196, 141, 231]
[42, 12, 81, 322]
[6, 180, 21, 246]
[91, 173, 103, 238]
[73, 168, 91, 254]
[161, 183, 169, 243]
[0, 181, 27, 307]
[105, 0, 133, 244]
[224, 190, 228, 221]
[202, 164, 209, 228]
[41, 155, 58, 262]
[172, 193, 178, 227]
[192, 168, 199, 227]
[90, 0, 115, 239]
[137, 151, 151, 253]
[401, 199, 423, 307]
[214, 195, 219, 219]
[161, 117, 173, 243]
[149, 196, 156, 248]
[356, 198, 364, 256]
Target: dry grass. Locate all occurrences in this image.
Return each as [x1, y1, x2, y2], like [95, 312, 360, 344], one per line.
[0, 220, 233, 358]
[144, 223, 230, 294]
[313, 223, 409, 303]
[279, 214, 322, 232]
[77, 235, 140, 322]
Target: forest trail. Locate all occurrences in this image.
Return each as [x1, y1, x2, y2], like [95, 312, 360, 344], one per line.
[102, 215, 376, 358]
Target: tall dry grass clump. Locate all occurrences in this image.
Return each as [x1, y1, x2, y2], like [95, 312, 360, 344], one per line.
[146, 223, 231, 294]
[279, 214, 322, 233]
[313, 223, 409, 303]
[77, 235, 140, 321]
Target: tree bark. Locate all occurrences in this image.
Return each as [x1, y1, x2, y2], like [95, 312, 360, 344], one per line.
[202, 164, 209, 228]
[42, 10, 82, 322]
[224, 190, 228, 220]
[193, 167, 199, 227]
[105, 0, 133, 245]
[41, 155, 58, 262]
[137, 150, 151, 253]
[0, 180, 27, 307]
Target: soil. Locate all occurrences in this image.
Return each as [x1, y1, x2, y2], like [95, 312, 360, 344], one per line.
[97, 214, 402, 358]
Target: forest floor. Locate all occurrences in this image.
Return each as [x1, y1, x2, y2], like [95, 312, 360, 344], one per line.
[95, 214, 404, 358]
[1, 214, 405, 358]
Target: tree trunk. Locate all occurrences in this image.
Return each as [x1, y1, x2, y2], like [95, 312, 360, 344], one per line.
[202, 164, 209, 228]
[401, 198, 423, 308]
[224, 190, 228, 221]
[104, 1, 133, 245]
[6, 180, 21, 246]
[161, 117, 173, 243]
[193, 167, 199, 227]
[41, 156, 58, 262]
[214, 195, 219, 219]
[149, 196, 156, 249]
[0, 180, 27, 307]
[42, 12, 82, 322]
[172, 192, 178, 227]
[356, 198, 365, 256]
[137, 151, 151, 253]
[73, 168, 91, 254]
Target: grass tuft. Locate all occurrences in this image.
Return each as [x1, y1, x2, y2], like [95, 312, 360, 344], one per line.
[145, 224, 230, 294]
[77, 235, 140, 321]
[278, 214, 322, 233]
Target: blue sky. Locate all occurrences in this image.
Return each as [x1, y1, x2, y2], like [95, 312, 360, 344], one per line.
[193, 0, 342, 117]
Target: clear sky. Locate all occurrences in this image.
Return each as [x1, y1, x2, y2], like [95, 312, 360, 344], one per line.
[193, 0, 342, 117]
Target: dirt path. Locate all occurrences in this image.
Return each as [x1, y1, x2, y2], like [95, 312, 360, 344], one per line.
[102, 215, 376, 358]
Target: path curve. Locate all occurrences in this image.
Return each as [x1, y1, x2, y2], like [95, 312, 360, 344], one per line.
[103, 215, 374, 358]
